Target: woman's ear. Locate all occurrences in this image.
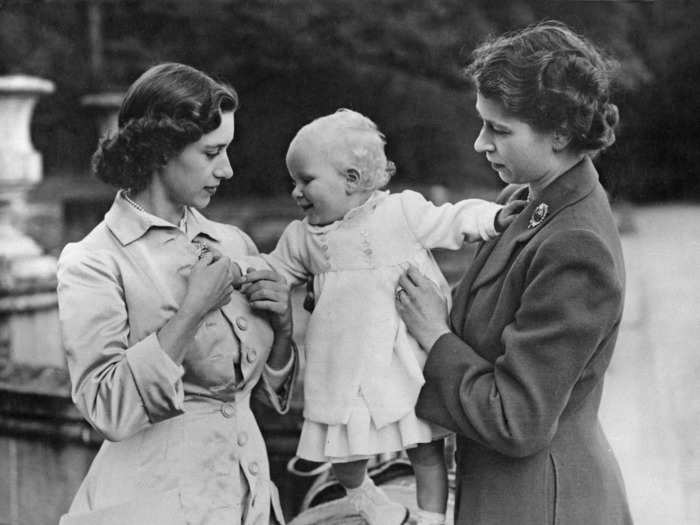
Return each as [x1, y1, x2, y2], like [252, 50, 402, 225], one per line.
[552, 128, 572, 152]
[344, 168, 361, 193]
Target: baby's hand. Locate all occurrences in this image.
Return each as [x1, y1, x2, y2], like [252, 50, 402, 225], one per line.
[495, 199, 528, 232]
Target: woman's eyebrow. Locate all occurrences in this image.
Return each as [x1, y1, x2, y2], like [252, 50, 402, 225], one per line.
[204, 142, 229, 150]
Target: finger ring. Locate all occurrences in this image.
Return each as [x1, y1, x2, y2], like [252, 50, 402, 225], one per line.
[395, 287, 407, 300]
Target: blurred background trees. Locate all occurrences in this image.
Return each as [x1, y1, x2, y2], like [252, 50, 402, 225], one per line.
[1, 0, 697, 201]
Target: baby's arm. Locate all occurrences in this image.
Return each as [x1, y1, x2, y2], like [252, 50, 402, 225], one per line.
[400, 189, 505, 249]
[233, 220, 311, 289]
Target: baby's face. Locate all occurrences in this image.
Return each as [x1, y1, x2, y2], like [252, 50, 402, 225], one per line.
[287, 142, 355, 226]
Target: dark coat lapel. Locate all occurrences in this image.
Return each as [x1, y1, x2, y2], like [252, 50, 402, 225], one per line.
[469, 157, 600, 292]
[449, 184, 528, 329]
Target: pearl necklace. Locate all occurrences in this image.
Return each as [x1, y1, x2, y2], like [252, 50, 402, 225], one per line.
[122, 191, 145, 212]
[123, 191, 188, 232]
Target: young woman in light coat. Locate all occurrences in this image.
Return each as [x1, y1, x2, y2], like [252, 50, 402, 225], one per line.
[57, 63, 297, 525]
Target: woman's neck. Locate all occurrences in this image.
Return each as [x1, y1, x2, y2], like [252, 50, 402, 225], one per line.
[127, 185, 185, 226]
[528, 153, 584, 201]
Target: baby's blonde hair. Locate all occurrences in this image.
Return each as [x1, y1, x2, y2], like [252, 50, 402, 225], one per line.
[287, 108, 395, 191]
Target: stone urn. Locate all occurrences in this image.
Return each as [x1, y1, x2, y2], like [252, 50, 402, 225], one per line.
[80, 91, 123, 141]
[0, 74, 63, 368]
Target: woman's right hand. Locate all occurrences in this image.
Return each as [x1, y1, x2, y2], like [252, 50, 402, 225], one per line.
[157, 251, 237, 363]
[180, 251, 235, 320]
[396, 265, 451, 351]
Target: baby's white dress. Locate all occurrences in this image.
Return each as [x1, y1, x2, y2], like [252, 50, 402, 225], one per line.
[242, 190, 501, 462]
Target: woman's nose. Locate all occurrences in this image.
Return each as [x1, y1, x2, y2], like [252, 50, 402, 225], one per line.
[216, 154, 234, 180]
[291, 184, 302, 199]
[474, 128, 493, 153]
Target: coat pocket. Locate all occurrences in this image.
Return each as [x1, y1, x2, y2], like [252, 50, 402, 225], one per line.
[59, 488, 186, 525]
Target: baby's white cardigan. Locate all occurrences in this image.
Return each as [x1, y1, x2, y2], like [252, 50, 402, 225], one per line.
[239, 190, 501, 428]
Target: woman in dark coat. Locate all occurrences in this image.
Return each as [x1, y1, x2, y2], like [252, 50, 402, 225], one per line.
[395, 21, 633, 525]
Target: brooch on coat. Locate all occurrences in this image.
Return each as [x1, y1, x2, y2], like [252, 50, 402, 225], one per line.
[192, 239, 210, 259]
[528, 203, 549, 229]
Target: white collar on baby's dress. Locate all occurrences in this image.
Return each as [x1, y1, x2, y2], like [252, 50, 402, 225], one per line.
[304, 190, 389, 234]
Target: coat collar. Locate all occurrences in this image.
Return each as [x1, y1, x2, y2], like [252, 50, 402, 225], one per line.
[467, 156, 600, 292]
[105, 190, 223, 245]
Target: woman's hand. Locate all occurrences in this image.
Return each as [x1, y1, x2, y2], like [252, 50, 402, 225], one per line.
[240, 268, 293, 339]
[158, 251, 235, 363]
[180, 251, 235, 318]
[396, 265, 451, 351]
[240, 268, 294, 370]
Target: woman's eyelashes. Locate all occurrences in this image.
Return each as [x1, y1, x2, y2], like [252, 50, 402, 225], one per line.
[205, 147, 225, 159]
[483, 121, 509, 135]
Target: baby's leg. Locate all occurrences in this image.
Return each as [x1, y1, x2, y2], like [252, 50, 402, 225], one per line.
[332, 459, 368, 489]
[332, 459, 408, 525]
[407, 439, 448, 524]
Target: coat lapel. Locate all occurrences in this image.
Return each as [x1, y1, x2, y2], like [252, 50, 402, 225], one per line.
[469, 157, 600, 292]
[450, 236, 498, 329]
[449, 184, 528, 328]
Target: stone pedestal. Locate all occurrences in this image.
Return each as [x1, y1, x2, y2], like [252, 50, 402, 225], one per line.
[0, 75, 62, 369]
[80, 91, 123, 141]
[0, 75, 100, 525]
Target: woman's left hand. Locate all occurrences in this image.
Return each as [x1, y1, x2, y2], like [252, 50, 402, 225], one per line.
[240, 268, 293, 339]
[396, 265, 451, 351]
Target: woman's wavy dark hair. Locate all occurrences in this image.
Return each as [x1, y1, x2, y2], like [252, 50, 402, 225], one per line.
[466, 21, 619, 154]
[92, 62, 238, 192]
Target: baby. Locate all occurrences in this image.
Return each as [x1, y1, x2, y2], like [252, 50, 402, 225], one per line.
[234, 109, 523, 525]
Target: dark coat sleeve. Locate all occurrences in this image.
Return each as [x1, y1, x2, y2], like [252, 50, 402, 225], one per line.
[417, 229, 624, 458]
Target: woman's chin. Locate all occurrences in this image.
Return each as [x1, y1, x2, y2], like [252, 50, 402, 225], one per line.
[191, 194, 212, 209]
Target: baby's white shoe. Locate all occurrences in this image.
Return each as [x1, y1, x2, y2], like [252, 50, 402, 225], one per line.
[345, 476, 408, 525]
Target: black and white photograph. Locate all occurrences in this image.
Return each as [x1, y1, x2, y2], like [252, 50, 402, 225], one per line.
[0, 1, 697, 524]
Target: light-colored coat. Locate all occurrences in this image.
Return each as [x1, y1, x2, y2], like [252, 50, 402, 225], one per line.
[57, 193, 296, 525]
[416, 158, 633, 524]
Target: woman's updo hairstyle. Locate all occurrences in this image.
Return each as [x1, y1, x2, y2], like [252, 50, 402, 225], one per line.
[466, 21, 619, 154]
[93, 62, 238, 192]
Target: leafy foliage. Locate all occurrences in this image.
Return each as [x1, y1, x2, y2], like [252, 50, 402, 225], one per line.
[1, 0, 697, 200]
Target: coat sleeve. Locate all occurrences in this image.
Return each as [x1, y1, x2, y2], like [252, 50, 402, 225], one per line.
[399, 189, 502, 248]
[416, 229, 624, 457]
[253, 341, 299, 415]
[234, 221, 311, 288]
[57, 245, 185, 442]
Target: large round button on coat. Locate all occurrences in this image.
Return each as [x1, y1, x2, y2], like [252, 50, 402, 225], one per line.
[221, 403, 236, 418]
[249, 461, 259, 475]
[246, 349, 258, 363]
[237, 432, 249, 446]
[236, 317, 248, 330]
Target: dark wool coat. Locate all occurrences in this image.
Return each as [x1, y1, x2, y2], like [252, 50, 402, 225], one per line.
[416, 157, 633, 525]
